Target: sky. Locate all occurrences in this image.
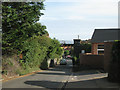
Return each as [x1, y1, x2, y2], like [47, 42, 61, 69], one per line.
[38, 0, 119, 41]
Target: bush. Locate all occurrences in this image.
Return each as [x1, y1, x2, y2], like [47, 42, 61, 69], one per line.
[2, 55, 21, 76]
[73, 56, 77, 61]
[20, 36, 63, 70]
[40, 59, 48, 70]
[64, 50, 70, 58]
[21, 36, 50, 69]
[2, 2, 64, 77]
[108, 41, 120, 82]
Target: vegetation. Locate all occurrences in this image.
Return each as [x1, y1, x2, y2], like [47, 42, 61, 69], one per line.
[2, 2, 63, 76]
[71, 43, 91, 72]
[78, 43, 91, 53]
[70, 43, 91, 59]
[108, 41, 120, 82]
[2, 2, 45, 55]
[64, 50, 70, 57]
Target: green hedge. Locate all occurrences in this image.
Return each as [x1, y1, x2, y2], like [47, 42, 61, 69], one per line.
[2, 36, 63, 76]
[108, 41, 120, 82]
[21, 36, 63, 70]
[2, 2, 64, 76]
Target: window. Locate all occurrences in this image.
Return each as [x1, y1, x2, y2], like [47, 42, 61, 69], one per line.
[98, 45, 104, 49]
[97, 44, 104, 54]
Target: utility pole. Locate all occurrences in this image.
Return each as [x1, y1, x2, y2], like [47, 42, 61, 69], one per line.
[78, 35, 79, 39]
[64, 41, 65, 44]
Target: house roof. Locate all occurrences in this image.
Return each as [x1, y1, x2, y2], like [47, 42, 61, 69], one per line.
[91, 29, 120, 43]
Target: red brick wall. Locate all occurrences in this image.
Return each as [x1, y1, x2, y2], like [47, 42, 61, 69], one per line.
[80, 54, 104, 69]
[91, 43, 98, 54]
[91, 43, 104, 55]
[81, 42, 113, 71]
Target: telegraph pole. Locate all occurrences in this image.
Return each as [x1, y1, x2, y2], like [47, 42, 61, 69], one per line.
[78, 35, 79, 39]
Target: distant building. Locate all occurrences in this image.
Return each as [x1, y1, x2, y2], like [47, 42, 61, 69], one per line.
[73, 39, 81, 58]
[60, 40, 74, 50]
[81, 39, 91, 44]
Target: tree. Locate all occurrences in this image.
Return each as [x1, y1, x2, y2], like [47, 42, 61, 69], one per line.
[64, 50, 70, 57]
[47, 38, 63, 59]
[2, 2, 45, 54]
[28, 23, 48, 37]
[2, 2, 64, 74]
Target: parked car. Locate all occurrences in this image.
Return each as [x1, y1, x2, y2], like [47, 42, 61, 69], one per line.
[66, 55, 72, 59]
[60, 59, 67, 65]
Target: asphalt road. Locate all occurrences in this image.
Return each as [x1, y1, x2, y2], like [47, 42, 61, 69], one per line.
[2, 59, 73, 89]
[2, 59, 119, 89]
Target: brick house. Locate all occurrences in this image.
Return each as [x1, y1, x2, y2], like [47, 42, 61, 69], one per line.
[91, 29, 119, 71]
[91, 29, 119, 55]
[73, 29, 119, 71]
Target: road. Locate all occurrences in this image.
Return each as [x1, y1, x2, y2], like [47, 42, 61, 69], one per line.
[2, 59, 120, 89]
[2, 59, 73, 89]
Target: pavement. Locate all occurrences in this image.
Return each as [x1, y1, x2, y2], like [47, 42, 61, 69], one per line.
[2, 59, 120, 89]
[65, 70, 120, 89]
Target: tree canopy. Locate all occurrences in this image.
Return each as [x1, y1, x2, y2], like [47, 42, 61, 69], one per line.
[2, 2, 64, 73]
[2, 2, 46, 54]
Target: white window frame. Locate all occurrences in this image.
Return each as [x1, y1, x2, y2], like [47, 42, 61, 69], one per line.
[97, 44, 104, 54]
[97, 49, 104, 54]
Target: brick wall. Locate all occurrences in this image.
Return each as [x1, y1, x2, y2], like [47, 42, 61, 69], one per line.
[91, 43, 104, 55]
[91, 43, 98, 54]
[79, 54, 104, 69]
[104, 42, 113, 72]
[80, 42, 113, 71]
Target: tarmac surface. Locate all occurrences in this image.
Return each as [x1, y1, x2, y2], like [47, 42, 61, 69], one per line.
[2, 59, 120, 89]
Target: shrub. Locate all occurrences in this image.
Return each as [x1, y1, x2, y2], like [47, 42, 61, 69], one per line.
[108, 41, 120, 82]
[40, 59, 48, 70]
[64, 50, 70, 57]
[21, 36, 49, 69]
[21, 36, 63, 70]
[2, 55, 21, 76]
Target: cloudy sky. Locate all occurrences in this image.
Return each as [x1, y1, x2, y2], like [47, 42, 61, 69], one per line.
[39, 0, 119, 41]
